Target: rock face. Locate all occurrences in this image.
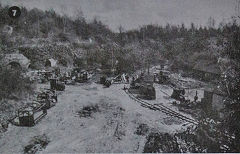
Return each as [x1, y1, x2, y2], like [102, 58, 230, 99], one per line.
[3, 53, 30, 70]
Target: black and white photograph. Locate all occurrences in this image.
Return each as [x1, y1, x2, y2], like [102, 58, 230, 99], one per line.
[0, 0, 240, 153]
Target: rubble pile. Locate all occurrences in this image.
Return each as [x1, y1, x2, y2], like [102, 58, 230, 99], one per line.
[77, 104, 100, 118]
[24, 134, 50, 154]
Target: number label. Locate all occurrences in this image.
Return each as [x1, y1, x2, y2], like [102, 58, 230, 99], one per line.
[8, 6, 21, 18]
[12, 10, 17, 16]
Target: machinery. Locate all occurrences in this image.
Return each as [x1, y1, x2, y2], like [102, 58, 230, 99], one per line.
[71, 68, 89, 83]
[154, 71, 170, 84]
[50, 78, 65, 91]
[104, 80, 112, 87]
[18, 107, 35, 127]
[99, 76, 112, 87]
[138, 84, 156, 100]
[13, 103, 47, 127]
[37, 89, 57, 109]
[37, 70, 52, 83]
[75, 71, 88, 83]
[100, 76, 106, 84]
[129, 75, 156, 100]
[171, 88, 186, 102]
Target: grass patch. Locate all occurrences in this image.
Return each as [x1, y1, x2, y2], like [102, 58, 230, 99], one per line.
[77, 104, 100, 118]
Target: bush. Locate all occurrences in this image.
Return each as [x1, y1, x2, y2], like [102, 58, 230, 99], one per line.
[0, 66, 33, 100]
[57, 32, 69, 42]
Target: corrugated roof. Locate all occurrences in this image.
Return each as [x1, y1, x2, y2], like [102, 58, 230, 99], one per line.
[48, 58, 57, 67]
[4, 53, 30, 68]
[193, 60, 221, 75]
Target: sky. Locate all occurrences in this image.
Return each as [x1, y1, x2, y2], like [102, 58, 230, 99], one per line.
[0, 0, 238, 32]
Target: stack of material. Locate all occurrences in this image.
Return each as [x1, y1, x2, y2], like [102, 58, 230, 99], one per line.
[171, 88, 186, 102]
[138, 84, 156, 100]
[50, 78, 65, 91]
[112, 73, 129, 84]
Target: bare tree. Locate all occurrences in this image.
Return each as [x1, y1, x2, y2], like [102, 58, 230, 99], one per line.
[74, 7, 84, 21]
[61, 5, 68, 33]
[235, 0, 240, 18]
[118, 25, 124, 46]
[207, 16, 216, 28]
[235, 0, 240, 26]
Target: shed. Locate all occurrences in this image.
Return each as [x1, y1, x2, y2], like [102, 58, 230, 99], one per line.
[192, 60, 221, 81]
[3, 53, 30, 70]
[201, 88, 226, 117]
[45, 58, 57, 67]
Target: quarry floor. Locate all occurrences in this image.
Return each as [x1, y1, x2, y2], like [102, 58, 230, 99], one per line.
[0, 82, 196, 153]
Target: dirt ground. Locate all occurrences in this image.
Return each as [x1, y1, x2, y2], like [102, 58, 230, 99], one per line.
[0, 82, 193, 153]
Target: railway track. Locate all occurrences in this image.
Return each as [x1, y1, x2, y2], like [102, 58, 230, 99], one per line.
[124, 89, 198, 125]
